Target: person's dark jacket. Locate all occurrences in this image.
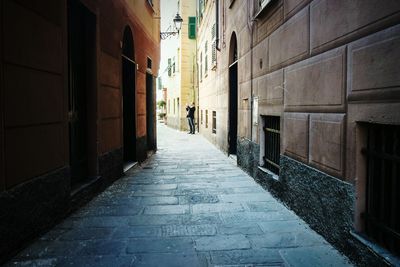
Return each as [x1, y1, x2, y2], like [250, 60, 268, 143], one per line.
[186, 106, 195, 119]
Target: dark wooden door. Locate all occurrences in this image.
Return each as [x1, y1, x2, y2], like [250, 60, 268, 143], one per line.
[229, 62, 238, 155]
[146, 73, 155, 150]
[68, 0, 95, 184]
[122, 58, 137, 162]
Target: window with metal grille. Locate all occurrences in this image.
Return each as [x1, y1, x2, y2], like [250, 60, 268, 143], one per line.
[205, 110, 208, 128]
[263, 116, 280, 175]
[362, 123, 399, 256]
[212, 111, 216, 133]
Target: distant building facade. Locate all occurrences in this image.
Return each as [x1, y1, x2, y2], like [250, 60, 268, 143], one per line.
[0, 0, 160, 261]
[197, 0, 400, 265]
[161, 0, 197, 131]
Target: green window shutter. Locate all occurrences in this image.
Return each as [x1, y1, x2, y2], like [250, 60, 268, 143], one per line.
[188, 16, 196, 39]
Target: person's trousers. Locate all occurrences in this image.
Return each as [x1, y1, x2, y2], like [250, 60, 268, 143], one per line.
[188, 117, 195, 133]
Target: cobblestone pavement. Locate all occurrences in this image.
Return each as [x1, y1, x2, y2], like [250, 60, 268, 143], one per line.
[7, 124, 352, 267]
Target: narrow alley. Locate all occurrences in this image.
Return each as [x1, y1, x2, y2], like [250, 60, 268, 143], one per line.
[7, 124, 351, 267]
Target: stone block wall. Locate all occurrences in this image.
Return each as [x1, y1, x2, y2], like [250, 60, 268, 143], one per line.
[197, 0, 400, 264]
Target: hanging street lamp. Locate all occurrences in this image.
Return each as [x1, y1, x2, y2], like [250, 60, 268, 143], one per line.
[160, 13, 183, 40]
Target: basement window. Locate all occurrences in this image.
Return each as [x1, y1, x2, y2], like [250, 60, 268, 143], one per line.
[362, 123, 400, 256]
[262, 116, 280, 175]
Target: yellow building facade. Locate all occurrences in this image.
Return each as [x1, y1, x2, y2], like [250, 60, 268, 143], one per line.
[163, 0, 197, 131]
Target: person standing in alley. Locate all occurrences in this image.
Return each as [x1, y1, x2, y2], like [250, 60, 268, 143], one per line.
[186, 102, 196, 134]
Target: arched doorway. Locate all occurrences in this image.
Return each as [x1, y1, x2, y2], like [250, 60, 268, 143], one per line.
[68, 0, 97, 186]
[122, 26, 137, 163]
[228, 32, 238, 155]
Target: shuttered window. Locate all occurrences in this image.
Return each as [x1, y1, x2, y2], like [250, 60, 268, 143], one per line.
[188, 16, 196, 39]
[167, 58, 171, 77]
[204, 41, 208, 76]
[199, 52, 202, 82]
[211, 24, 217, 68]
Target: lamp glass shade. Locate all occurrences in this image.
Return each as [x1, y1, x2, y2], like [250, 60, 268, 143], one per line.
[173, 13, 183, 31]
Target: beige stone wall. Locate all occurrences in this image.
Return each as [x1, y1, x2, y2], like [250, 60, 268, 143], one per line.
[198, 0, 219, 144]
[198, 0, 400, 182]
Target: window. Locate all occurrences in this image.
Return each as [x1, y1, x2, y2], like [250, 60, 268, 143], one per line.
[199, 0, 204, 22]
[173, 99, 175, 114]
[204, 41, 208, 76]
[255, 0, 275, 17]
[200, 52, 203, 82]
[211, 24, 217, 68]
[201, 110, 203, 125]
[177, 98, 180, 115]
[362, 123, 400, 256]
[168, 58, 172, 76]
[205, 110, 209, 128]
[176, 48, 180, 72]
[188, 16, 196, 39]
[212, 111, 216, 134]
[263, 116, 280, 175]
[147, 57, 152, 69]
[172, 57, 176, 73]
[259, 0, 272, 9]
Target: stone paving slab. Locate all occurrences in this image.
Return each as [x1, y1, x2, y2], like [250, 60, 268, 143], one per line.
[6, 124, 353, 266]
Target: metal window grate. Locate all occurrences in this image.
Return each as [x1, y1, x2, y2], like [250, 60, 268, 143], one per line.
[263, 116, 280, 175]
[212, 111, 216, 133]
[363, 123, 400, 256]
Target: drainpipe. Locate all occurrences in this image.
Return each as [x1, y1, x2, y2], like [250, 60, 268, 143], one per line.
[247, 1, 255, 141]
[216, 0, 220, 51]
